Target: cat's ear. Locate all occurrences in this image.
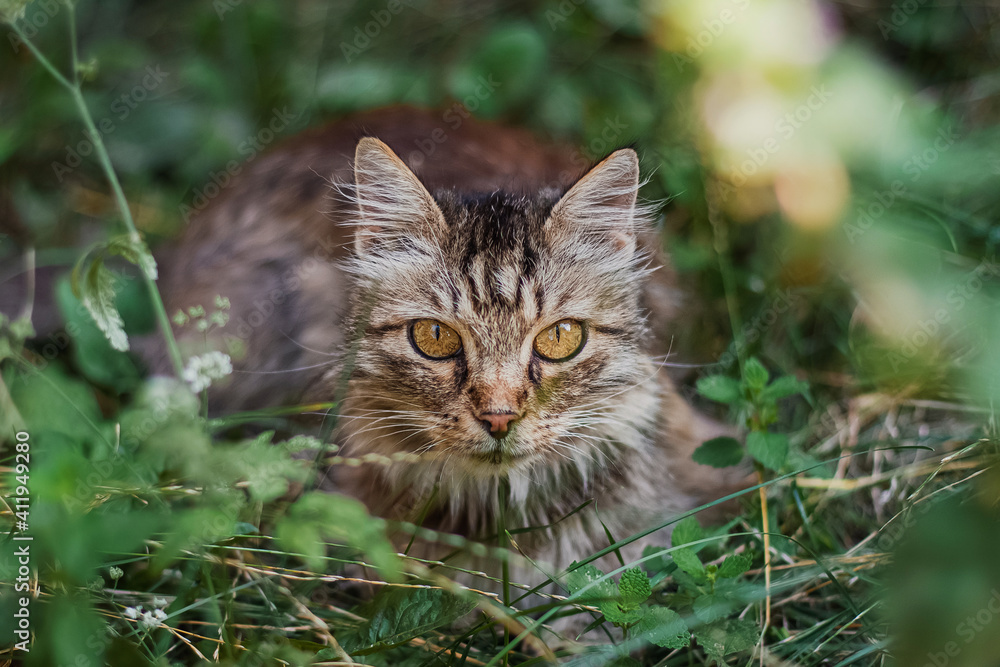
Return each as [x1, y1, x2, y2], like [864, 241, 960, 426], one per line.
[352, 137, 445, 255]
[548, 148, 640, 255]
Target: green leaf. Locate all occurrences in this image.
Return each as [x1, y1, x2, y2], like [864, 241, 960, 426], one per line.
[55, 277, 141, 392]
[347, 588, 478, 655]
[105, 233, 158, 280]
[692, 437, 745, 468]
[153, 500, 242, 567]
[636, 606, 689, 649]
[761, 375, 808, 401]
[566, 564, 642, 624]
[693, 592, 728, 623]
[604, 603, 645, 626]
[695, 375, 741, 404]
[746, 431, 789, 471]
[72, 256, 129, 352]
[8, 362, 103, 441]
[671, 516, 704, 548]
[718, 553, 753, 578]
[275, 492, 401, 581]
[220, 431, 310, 502]
[617, 568, 652, 610]
[743, 357, 769, 390]
[671, 547, 706, 581]
[566, 563, 616, 605]
[694, 618, 759, 660]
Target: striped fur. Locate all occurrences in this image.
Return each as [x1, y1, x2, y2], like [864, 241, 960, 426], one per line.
[325, 140, 735, 598]
[150, 110, 743, 624]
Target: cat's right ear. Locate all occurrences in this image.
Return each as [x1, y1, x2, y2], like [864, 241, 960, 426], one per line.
[548, 148, 642, 257]
[352, 137, 445, 255]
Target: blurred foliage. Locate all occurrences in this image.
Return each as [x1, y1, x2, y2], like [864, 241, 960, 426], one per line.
[1, 0, 999, 664]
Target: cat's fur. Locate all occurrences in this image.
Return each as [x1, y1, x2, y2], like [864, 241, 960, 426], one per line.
[153, 107, 741, 618]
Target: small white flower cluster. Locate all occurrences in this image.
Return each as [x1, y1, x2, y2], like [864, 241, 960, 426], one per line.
[122, 596, 170, 629]
[182, 351, 233, 393]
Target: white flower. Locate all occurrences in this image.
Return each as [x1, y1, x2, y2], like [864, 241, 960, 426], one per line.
[152, 596, 168, 608]
[140, 610, 164, 629]
[123, 606, 139, 619]
[182, 351, 233, 393]
[153, 609, 168, 621]
[108, 566, 124, 580]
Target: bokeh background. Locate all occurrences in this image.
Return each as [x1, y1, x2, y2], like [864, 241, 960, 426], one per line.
[2, 0, 999, 665]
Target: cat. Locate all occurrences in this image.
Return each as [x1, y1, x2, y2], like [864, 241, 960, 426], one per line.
[152, 106, 743, 631]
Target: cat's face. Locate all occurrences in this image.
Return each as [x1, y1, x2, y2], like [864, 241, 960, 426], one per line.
[339, 138, 654, 477]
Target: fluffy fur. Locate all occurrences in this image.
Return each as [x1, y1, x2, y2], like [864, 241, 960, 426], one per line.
[323, 138, 737, 594]
[151, 108, 742, 619]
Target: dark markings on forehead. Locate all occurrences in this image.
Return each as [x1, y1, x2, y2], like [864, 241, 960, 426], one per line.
[447, 279, 461, 315]
[434, 190, 556, 310]
[423, 287, 443, 311]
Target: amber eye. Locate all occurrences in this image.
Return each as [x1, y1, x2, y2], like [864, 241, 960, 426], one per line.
[533, 319, 585, 361]
[409, 319, 463, 359]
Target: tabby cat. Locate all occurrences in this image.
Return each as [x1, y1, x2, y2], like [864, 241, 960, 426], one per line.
[154, 107, 741, 616]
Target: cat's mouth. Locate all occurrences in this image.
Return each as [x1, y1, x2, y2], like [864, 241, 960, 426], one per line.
[469, 440, 532, 467]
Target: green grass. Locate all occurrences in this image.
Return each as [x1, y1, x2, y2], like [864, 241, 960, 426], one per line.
[2, 0, 999, 665]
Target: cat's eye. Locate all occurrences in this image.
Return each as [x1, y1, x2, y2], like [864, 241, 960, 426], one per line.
[409, 319, 463, 359]
[533, 320, 585, 362]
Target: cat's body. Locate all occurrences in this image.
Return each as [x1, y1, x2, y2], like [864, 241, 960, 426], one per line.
[153, 107, 741, 619]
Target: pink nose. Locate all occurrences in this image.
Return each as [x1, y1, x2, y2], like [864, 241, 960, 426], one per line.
[479, 412, 520, 439]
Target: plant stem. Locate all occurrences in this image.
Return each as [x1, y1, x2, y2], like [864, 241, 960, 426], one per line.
[497, 477, 511, 667]
[756, 463, 772, 646]
[11, 10, 185, 378]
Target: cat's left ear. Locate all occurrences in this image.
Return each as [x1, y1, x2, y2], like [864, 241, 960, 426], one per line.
[352, 137, 446, 255]
[548, 148, 640, 255]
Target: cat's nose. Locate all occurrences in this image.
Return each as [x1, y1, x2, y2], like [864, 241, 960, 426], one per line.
[479, 412, 520, 439]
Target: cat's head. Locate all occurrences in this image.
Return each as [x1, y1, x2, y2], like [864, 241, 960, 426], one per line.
[337, 137, 658, 478]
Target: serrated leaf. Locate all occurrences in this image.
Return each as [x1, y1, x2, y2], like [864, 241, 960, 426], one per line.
[743, 357, 769, 390]
[695, 375, 741, 404]
[692, 437, 745, 468]
[604, 603, 645, 626]
[566, 563, 616, 604]
[56, 277, 141, 392]
[347, 588, 477, 654]
[565, 563, 641, 624]
[718, 553, 753, 578]
[78, 257, 129, 351]
[693, 593, 728, 623]
[213, 431, 310, 502]
[671, 547, 705, 581]
[617, 568, 651, 609]
[694, 618, 759, 660]
[275, 491, 401, 581]
[671, 516, 704, 548]
[760, 375, 808, 401]
[636, 606, 689, 649]
[746, 431, 789, 471]
[106, 232, 158, 280]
